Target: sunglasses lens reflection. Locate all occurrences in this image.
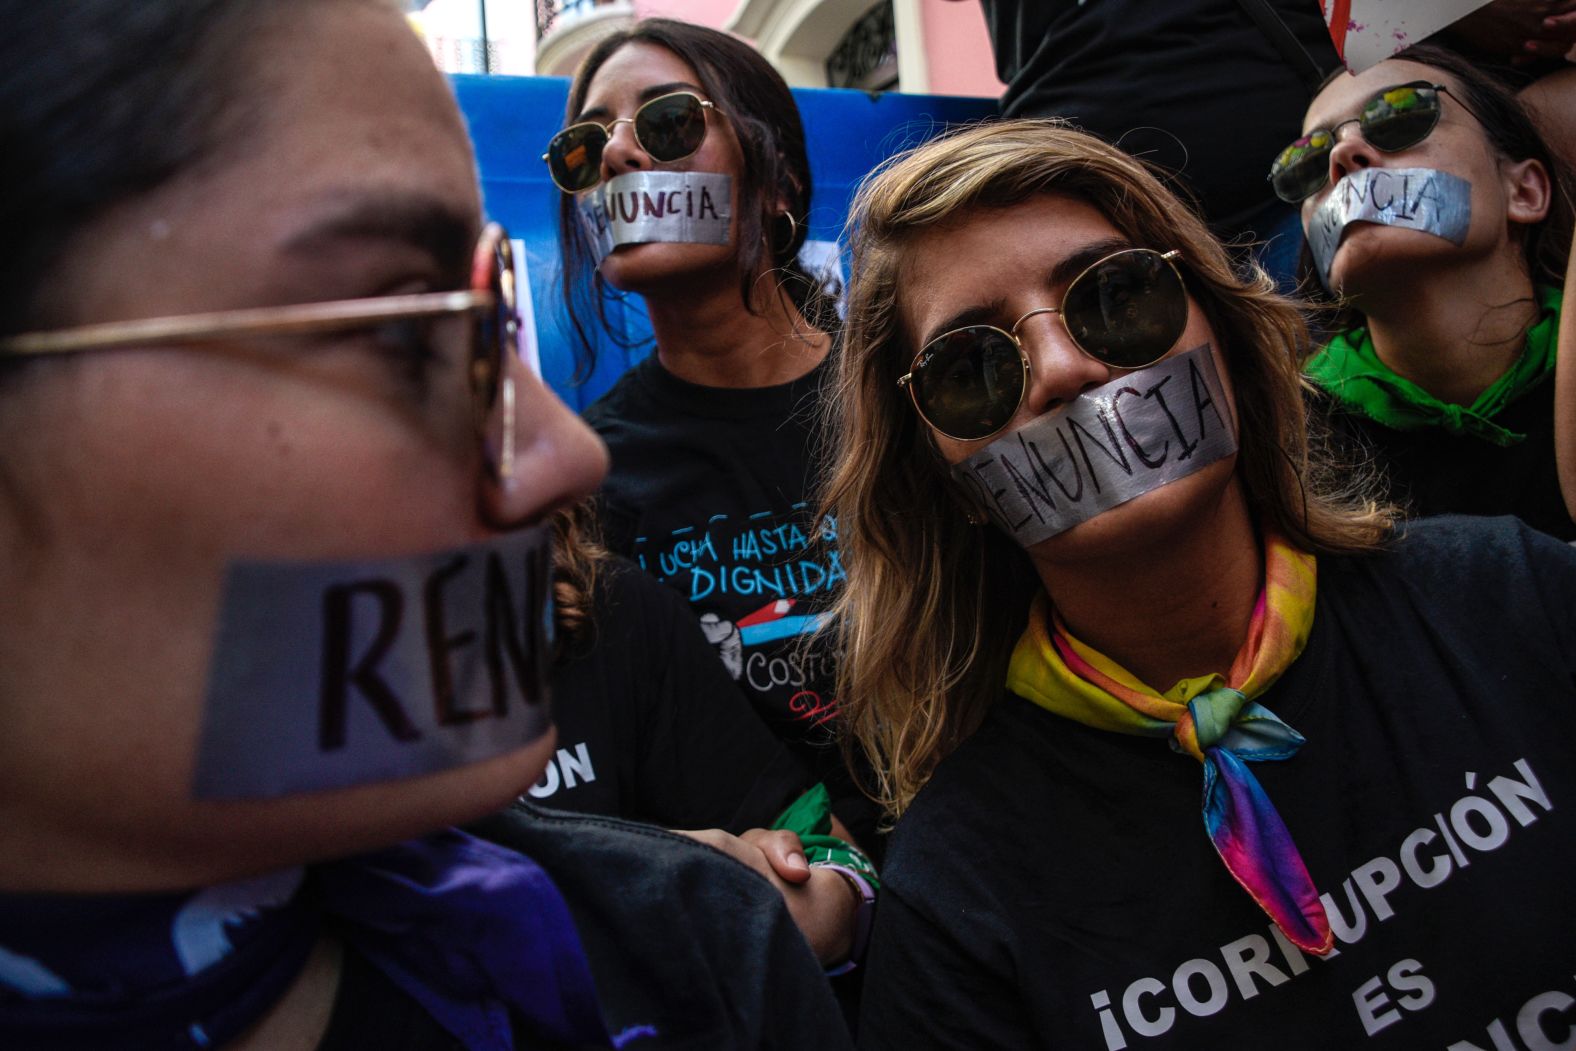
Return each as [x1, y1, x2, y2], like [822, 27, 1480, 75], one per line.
[548, 123, 606, 192]
[1269, 130, 1333, 203]
[637, 93, 708, 162]
[1362, 84, 1441, 150]
[909, 251, 1186, 441]
[913, 327, 1025, 441]
[1269, 82, 1444, 203]
[1063, 251, 1187, 369]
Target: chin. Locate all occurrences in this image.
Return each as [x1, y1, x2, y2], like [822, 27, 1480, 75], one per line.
[1024, 457, 1242, 569]
[170, 731, 561, 892]
[1327, 227, 1454, 298]
[598, 241, 736, 295]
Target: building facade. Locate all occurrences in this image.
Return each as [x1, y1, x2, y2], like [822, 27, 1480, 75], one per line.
[411, 0, 1002, 96]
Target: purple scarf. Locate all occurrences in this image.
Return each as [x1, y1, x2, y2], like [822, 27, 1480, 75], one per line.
[0, 829, 628, 1049]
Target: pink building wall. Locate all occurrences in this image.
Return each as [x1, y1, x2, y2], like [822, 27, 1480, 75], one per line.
[919, 0, 1004, 97]
[634, 0, 740, 28]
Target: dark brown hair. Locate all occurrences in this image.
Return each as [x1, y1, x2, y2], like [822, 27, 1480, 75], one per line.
[555, 18, 832, 375]
[1, 1, 295, 336]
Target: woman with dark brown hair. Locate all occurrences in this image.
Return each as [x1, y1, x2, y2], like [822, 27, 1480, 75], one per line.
[1281, 45, 1576, 538]
[545, 19, 878, 958]
[0, 3, 852, 1046]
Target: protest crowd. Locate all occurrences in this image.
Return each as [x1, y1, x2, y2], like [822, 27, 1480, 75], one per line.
[1, 0, 1573, 1048]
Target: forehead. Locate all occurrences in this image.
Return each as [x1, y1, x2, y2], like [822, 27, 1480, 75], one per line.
[48, 1, 480, 324]
[581, 42, 703, 111]
[1305, 58, 1458, 129]
[896, 194, 1124, 346]
[238, 3, 479, 214]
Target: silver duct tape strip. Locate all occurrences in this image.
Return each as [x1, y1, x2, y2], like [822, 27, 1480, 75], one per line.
[578, 171, 732, 262]
[952, 345, 1237, 548]
[193, 525, 554, 799]
[1308, 167, 1472, 286]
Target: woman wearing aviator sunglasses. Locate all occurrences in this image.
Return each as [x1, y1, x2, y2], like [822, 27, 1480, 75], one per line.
[819, 119, 1576, 1048]
[1279, 45, 1576, 540]
[0, 2, 857, 1048]
[546, 16, 880, 960]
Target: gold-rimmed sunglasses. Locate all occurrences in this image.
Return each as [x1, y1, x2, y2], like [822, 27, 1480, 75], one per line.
[542, 91, 717, 194]
[0, 223, 523, 480]
[898, 248, 1187, 442]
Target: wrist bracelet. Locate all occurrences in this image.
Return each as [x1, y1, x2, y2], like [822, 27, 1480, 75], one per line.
[811, 862, 876, 975]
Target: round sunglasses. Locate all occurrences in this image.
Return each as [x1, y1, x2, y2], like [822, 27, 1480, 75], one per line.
[897, 248, 1188, 442]
[0, 224, 523, 479]
[1268, 81, 1478, 204]
[543, 91, 717, 194]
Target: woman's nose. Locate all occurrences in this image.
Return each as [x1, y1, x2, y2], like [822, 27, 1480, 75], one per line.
[479, 353, 609, 530]
[597, 118, 648, 184]
[1326, 121, 1380, 189]
[1014, 312, 1113, 422]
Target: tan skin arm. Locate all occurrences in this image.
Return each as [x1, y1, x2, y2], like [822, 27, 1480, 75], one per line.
[675, 826, 861, 967]
[674, 814, 865, 968]
[1556, 223, 1576, 524]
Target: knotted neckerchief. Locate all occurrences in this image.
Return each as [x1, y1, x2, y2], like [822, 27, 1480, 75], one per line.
[0, 829, 629, 1050]
[1006, 533, 1333, 954]
[1305, 285, 1561, 447]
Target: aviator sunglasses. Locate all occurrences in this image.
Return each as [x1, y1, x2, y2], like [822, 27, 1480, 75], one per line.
[898, 248, 1188, 442]
[543, 91, 716, 193]
[0, 223, 523, 479]
[1269, 81, 1477, 203]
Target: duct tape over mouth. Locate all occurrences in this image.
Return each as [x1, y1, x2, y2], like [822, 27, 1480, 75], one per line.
[193, 525, 555, 799]
[1308, 167, 1472, 287]
[578, 171, 732, 263]
[952, 345, 1237, 548]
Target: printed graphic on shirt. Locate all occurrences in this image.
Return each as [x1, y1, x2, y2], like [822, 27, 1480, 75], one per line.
[522, 741, 599, 801]
[632, 504, 844, 739]
[1084, 756, 1559, 1050]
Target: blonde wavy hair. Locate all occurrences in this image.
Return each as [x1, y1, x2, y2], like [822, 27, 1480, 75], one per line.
[821, 120, 1393, 818]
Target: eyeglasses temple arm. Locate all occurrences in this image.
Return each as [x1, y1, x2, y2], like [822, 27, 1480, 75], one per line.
[0, 290, 492, 357]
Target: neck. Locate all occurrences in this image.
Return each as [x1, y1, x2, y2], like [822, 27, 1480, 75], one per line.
[647, 273, 829, 389]
[1030, 479, 1262, 689]
[228, 936, 341, 1051]
[1357, 256, 1539, 407]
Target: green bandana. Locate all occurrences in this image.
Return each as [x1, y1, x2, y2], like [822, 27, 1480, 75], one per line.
[1306, 286, 1562, 447]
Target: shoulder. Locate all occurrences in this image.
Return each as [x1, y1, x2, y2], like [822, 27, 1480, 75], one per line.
[1320, 516, 1576, 638]
[880, 695, 1055, 886]
[468, 803, 851, 1047]
[1346, 515, 1573, 582]
[581, 358, 656, 435]
[590, 555, 687, 621]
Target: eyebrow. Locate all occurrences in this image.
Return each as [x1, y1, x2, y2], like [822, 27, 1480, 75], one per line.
[576, 81, 706, 123]
[280, 192, 477, 279]
[917, 236, 1137, 348]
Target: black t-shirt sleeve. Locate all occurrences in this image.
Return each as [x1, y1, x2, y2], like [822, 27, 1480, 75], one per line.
[591, 562, 813, 832]
[1507, 518, 1576, 675]
[857, 885, 1036, 1050]
[469, 804, 855, 1049]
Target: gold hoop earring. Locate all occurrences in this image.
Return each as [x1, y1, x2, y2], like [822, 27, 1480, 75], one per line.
[773, 210, 800, 255]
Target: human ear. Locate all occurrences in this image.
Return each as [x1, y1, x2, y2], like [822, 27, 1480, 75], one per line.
[1501, 156, 1552, 227]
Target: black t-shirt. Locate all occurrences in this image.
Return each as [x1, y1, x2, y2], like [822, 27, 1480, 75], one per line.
[584, 354, 877, 843]
[1311, 379, 1575, 541]
[533, 557, 813, 833]
[977, 0, 1340, 231]
[320, 804, 855, 1049]
[859, 517, 1576, 1049]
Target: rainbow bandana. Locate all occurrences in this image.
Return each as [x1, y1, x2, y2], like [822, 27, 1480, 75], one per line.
[1006, 534, 1332, 954]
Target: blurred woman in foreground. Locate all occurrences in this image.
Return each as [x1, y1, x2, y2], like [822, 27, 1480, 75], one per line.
[0, 2, 851, 1047]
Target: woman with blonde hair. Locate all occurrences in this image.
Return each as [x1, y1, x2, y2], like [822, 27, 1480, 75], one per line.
[822, 119, 1576, 1047]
